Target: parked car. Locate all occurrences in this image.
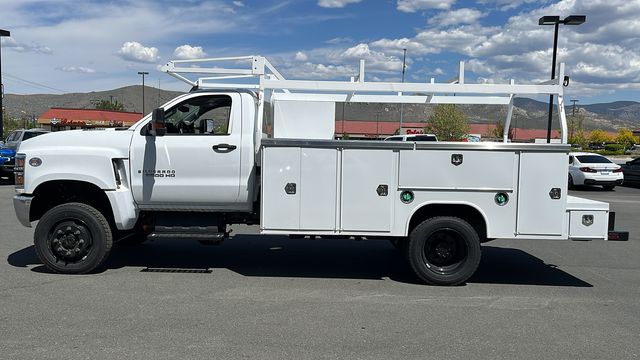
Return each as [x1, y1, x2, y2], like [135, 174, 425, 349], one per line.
[625, 144, 640, 155]
[3, 128, 50, 150]
[0, 147, 17, 179]
[568, 152, 623, 190]
[620, 157, 640, 186]
[1, 129, 49, 181]
[384, 134, 438, 141]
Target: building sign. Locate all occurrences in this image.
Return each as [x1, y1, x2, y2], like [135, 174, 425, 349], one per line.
[400, 127, 425, 135]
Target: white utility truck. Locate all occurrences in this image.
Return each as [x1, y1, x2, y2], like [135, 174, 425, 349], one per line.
[13, 56, 627, 285]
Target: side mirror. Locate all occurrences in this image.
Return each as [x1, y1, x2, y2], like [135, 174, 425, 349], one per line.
[150, 108, 166, 137]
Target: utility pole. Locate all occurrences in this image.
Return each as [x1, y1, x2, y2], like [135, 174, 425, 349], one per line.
[570, 99, 579, 116]
[137, 71, 149, 115]
[399, 48, 407, 134]
[0, 29, 11, 139]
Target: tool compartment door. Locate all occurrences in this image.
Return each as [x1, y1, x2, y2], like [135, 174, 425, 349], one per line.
[517, 152, 567, 236]
[341, 149, 394, 232]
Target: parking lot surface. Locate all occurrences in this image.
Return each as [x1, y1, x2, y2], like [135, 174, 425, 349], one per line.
[1, 181, 639, 359]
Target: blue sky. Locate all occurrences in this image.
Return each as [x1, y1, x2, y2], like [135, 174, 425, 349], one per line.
[1, 0, 639, 104]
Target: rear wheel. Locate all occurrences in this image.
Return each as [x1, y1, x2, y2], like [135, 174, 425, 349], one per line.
[405, 216, 481, 286]
[34, 203, 113, 274]
[568, 174, 574, 189]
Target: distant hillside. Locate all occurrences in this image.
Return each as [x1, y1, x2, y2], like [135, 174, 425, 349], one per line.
[4, 86, 639, 131]
[4, 85, 184, 119]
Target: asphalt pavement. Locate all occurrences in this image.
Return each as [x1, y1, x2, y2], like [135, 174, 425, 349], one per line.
[0, 180, 639, 359]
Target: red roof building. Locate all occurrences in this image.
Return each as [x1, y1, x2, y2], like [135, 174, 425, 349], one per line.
[38, 108, 143, 131]
[334, 120, 561, 141]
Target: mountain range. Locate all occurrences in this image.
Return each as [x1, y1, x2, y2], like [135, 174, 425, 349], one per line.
[4, 85, 639, 131]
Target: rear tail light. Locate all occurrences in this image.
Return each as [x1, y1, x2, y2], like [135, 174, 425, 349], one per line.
[579, 167, 598, 173]
[613, 168, 623, 173]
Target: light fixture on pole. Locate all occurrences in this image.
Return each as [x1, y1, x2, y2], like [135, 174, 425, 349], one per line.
[137, 71, 149, 115]
[538, 15, 585, 143]
[0, 29, 11, 140]
[399, 48, 407, 134]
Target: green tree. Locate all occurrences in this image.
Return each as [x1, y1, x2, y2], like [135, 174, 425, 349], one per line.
[568, 113, 585, 139]
[2, 114, 26, 137]
[569, 128, 588, 148]
[425, 104, 470, 141]
[588, 129, 613, 144]
[95, 99, 125, 112]
[490, 119, 514, 140]
[615, 128, 638, 149]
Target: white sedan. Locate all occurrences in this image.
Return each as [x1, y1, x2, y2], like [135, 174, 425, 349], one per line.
[568, 152, 624, 190]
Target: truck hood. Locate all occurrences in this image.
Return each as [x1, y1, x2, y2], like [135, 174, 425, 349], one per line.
[17, 128, 133, 158]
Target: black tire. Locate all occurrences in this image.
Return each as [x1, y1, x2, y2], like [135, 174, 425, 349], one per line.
[34, 203, 113, 274]
[568, 174, 574, 189]
[603, 185, 615, 191]
[404, 216, 481, 286]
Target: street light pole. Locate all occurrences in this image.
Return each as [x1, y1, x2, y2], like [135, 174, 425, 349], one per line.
[137, 71, 149, 115]
[539, 15, 585, 143]
[0, 29, 11, 140]
[399, 48, 407, 134]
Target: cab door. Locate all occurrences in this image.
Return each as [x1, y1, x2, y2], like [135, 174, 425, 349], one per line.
[129, 93, 243, 209]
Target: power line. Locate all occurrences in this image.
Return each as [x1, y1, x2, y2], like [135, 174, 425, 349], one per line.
[3, 72, 66, 93]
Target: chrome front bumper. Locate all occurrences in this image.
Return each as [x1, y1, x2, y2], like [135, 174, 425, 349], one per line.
[13, 195, 33, 227]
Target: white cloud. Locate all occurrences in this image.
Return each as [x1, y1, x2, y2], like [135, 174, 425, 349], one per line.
[2, 37, 52, 54]
[396, 0, 455, 13]
[117, 41, 160, 63]
[371, 38, 434, 55]
[428, 8, 486, 26]
[340, 43, 403, 72]
[286, 62, 356, 79]
[477, 0, 541, 11]
[232, 1, 245, 7]
[173, 45, 207, 60]
[56, 66, 96, 74]
[318, 0, 362, 8]
[294, 51, 309, 61]
[326, 37, 353, 44]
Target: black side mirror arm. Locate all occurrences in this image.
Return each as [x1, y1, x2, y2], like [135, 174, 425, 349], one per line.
[149, 108, 166, 137]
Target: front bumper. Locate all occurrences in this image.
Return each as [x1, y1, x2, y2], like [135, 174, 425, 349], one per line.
[13, 195, 33, 227]
[0, 164, 13, 175]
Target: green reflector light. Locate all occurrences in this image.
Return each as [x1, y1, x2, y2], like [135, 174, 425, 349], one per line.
[495, 192, 509, 206]
[401, 191, 414, 204]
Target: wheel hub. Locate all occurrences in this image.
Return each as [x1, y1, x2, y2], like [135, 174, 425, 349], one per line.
[50, 221, 91, 261]
[435, 242, 453, 260]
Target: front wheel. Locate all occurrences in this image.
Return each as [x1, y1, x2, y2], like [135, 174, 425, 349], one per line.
[405, 217, 481, 286]
[34, 203, 113, 274]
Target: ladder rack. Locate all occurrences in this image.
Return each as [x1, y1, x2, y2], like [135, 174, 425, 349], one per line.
[161, 56, 569, 143]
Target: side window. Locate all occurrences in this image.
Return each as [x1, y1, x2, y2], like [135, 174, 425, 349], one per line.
[163, 95, 231, 135]
[7, 131, 19, 142]
[569, 155, 574, 164]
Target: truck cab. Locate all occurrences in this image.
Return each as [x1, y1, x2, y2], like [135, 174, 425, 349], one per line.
[129, 90, 257, 211]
